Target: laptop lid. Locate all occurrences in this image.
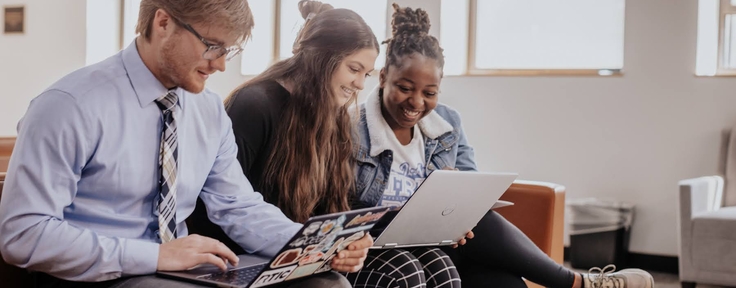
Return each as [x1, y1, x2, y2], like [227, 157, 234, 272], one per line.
[158, 206, 390, 287]
[371, 170, 517, 249]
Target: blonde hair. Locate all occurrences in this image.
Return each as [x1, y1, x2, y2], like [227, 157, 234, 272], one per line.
[136, 0, 254, 45]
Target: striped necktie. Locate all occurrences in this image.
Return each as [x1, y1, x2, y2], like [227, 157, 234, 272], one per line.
[155, 90, 178, 243]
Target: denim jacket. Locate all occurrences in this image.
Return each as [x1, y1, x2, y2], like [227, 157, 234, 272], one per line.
[351, 87, 477, 209]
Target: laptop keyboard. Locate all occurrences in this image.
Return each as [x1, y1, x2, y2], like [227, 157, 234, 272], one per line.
[197, 263, 266, 286]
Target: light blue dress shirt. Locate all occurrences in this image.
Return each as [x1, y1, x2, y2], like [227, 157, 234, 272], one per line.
[0, 42, 301, 282]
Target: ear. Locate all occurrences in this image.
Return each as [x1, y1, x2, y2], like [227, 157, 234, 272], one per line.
[151, 9, 175, 39]
[379, 67, 387, 89]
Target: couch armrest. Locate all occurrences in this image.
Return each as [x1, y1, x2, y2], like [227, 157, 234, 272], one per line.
[678, 175, 723, 280]
[496, 180, 566, 263]
[679, 176, 724, 220]
[0, 137, 15, 173]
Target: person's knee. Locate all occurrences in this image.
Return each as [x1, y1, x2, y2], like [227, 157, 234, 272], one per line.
[362, 249, 426, 286]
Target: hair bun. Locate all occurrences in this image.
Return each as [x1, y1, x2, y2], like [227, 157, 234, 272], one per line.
[298, 0, 334, 20]
[390, 3, 431, 36]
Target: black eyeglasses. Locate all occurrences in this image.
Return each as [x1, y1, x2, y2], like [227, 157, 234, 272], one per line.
[173, 18, 243, 61]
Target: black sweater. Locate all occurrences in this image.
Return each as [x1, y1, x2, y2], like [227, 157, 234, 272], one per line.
[227, 80, 290, 197]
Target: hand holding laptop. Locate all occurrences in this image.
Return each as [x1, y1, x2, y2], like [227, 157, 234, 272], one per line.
[330, 233, 373, 272]
[451, 231, 475, 249]
[158, 234, 240, 272]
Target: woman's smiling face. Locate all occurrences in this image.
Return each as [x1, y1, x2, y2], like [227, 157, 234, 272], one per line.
[379, 53, 442, 130]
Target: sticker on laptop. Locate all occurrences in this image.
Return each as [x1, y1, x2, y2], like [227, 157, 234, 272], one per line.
[249, 265, 296, 288]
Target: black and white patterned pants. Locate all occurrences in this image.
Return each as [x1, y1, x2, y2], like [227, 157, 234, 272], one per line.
[344, 247, 461, 288]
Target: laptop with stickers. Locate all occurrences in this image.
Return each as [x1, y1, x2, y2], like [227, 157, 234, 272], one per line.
[158, 206, 390, 288]
[369, 170, 518, 249]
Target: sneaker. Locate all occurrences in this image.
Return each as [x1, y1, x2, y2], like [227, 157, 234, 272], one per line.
[582, 264, 655, 288]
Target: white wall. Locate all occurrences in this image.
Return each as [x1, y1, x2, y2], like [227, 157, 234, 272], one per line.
[0, 0, 87, 136]
[1, 0, 734, 256]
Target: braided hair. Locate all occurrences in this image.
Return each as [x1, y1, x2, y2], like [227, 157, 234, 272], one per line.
[383, 3, 444, 72]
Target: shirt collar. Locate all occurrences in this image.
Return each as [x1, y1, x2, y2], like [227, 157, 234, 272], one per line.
[364, 86, 453, 157]
[122, 39, 184, 109]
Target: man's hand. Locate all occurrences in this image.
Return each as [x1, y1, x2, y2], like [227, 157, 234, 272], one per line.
[157, 234, 239, 271]
[330, 233, 372, 272]
[452, 230, 475, 248]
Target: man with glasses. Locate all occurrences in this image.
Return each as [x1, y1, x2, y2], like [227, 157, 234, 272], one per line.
[0, 1, 369, 287]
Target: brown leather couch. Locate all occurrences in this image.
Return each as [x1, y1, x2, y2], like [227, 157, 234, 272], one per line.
[497, 180, 566, 288]
[0, 137, 14, 172]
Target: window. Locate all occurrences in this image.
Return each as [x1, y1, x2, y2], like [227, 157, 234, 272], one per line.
[696, 0, 736, 76]
[277, 0, 388, 69]
[87, 0, 122, 65]
[440, 0, 626, 76]
[241, 0, 276, 75]
[122, 0, 141, 47]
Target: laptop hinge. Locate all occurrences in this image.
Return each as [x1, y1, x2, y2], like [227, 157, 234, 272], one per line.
[383, 243, 398, 248]
[440, 240, 454, 245]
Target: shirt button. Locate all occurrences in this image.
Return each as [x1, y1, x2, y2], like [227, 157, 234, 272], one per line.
[428, 164, 435, 170]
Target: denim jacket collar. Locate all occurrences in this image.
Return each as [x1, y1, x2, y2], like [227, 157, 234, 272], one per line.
[364, 86, 455, 157]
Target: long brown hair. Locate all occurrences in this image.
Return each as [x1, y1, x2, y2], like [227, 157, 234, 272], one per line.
[226, 0, 379, 223]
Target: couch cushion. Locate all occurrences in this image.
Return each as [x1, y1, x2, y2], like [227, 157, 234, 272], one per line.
[691, 207, 736, 273]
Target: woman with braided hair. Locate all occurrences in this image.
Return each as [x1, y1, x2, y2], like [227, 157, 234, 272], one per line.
[188, 0, 461, 287]
[351, 3, 656, 288]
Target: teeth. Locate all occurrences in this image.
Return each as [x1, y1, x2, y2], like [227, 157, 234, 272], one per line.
[403, 109, 420, 117]
[341, 86, 355, 95]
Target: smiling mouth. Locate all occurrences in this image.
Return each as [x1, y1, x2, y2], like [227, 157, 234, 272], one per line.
[402, 108, 422, 118]
[341, 86, 356, 98]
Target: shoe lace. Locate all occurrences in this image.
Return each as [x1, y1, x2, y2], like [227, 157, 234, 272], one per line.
[587, 264, 619, 288]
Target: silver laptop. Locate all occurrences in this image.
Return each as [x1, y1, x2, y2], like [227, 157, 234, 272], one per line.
[370, 170, 517, 249]
[158, 206, 390, 288]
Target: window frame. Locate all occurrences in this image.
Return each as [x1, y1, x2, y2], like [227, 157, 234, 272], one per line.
[464, 0, 624, 77]
[717, 0, 736, 75]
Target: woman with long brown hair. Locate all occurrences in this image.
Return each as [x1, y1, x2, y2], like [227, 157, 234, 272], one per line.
[188, 1, 460, 287]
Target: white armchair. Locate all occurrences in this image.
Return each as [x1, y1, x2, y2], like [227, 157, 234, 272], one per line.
[678, 129, 736, 288]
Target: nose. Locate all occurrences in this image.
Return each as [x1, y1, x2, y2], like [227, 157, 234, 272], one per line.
[353, 74, 366, 91]
[211, 55, 227, 72]
[407, 91, 424, 109]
